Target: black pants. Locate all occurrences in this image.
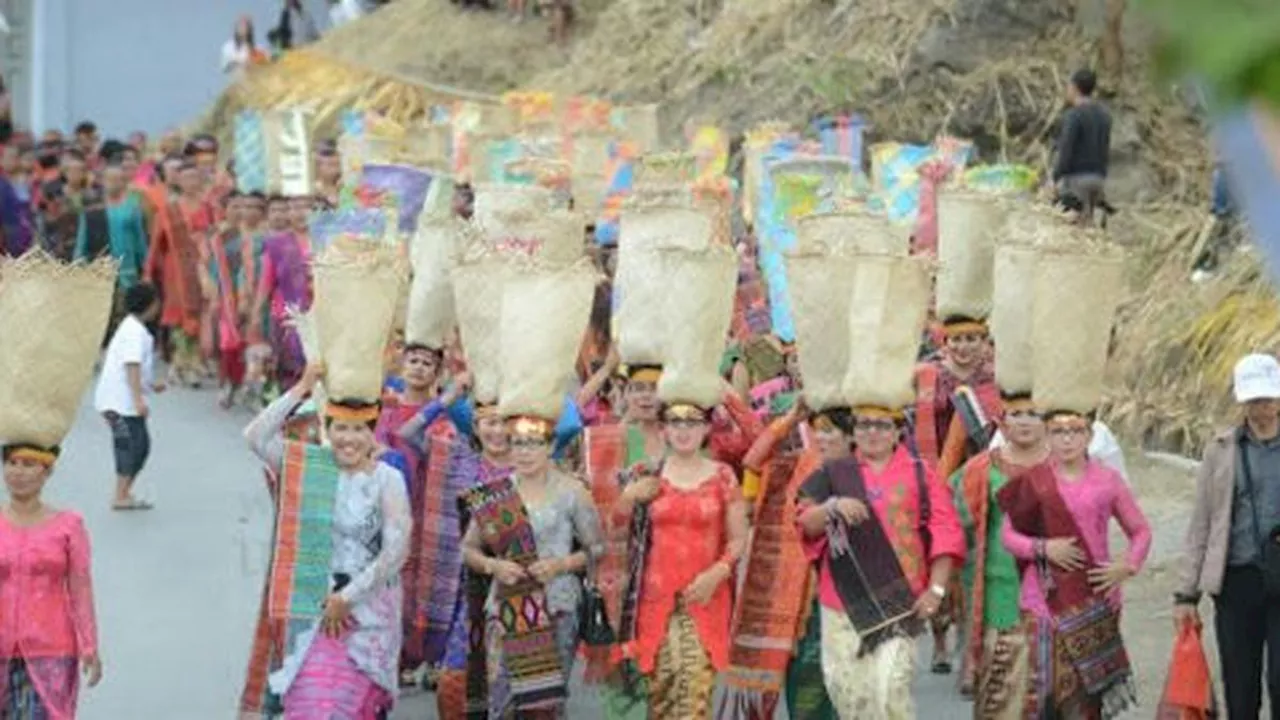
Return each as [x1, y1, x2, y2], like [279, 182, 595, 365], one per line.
[1214, 565, 1280, 719]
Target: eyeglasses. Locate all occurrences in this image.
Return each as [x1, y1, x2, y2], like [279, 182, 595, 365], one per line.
[854, 419, 897, 432]
[509, 437, 549, 449]
[1048, 426, 1090, 438]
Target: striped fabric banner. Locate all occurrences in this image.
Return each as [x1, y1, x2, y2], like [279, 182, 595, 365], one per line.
[268, 441, 340, 621]
[234, 112, 268, 194]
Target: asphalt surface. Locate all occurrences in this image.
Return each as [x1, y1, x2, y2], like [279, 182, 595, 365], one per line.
[33, 385, 973, 719]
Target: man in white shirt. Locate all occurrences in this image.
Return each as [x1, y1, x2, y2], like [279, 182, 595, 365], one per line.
[94, 283, 164, 510]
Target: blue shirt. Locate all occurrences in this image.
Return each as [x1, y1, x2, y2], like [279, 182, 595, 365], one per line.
[75, 194, 148, 288]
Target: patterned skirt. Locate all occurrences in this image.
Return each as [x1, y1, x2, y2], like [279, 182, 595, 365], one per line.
[486, 611, 578, 719]
[819, 606, 916, 720]
[973, 625, 1032, 720]
[648, 608, 717, 720]
[282, 634, 393, 720]
[785, 598, 836, 720]
[1, 658, 78, 720]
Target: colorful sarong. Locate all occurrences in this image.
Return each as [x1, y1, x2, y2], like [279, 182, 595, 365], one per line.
[462, 477, 567, 715]
[268, 442, 340, 622]
[718, 448, 819, 719]
[974, 624, 1032, 720]
[582, 423, 631, 681]
[1, 658, 77, 720]
[282, 634, 393, 719]
[419, 437, 477, 663]
[785, 593, 836, 720]
[605, 463, 655, 719]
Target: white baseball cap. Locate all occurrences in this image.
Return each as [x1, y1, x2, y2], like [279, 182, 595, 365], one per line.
[1233, 353, 1280, 402]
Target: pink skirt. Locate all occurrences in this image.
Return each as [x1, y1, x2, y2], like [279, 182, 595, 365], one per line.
[282, 635, 393, 719]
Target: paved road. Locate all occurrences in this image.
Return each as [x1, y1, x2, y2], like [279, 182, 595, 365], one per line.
[36, 386, 972, 719]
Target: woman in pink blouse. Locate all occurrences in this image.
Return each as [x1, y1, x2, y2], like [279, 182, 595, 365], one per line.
[998, 410, 1150, 719]
[0, 443, 102, 719]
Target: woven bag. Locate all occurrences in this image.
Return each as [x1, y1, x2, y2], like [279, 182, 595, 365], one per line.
[1031, 243, 1126, 414]
[1002, 202, 1072, 245]
[656, 246, 738, 408]
[311, 243, 409, 402]
[473, 183, 557, 228]
[571, 130, 613, 214]
[406, 215, 462, 348]
[615, 203, 716, 364]
[634, 152, 699, 188]
[841, 254, 932, 410]
[497, 260, 598, 419]
[478, 207, 584, 267]
[0, 253, 116, 448]
[785, 249, 859, 409]
[990, 242, 1039, 394]
[936, 190, 1007, 320]
[795, 208, 909, 256]
[452, 259, 515, 404]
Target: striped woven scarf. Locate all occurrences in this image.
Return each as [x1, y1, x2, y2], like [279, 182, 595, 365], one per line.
[419, 437, 477, 663]
[268, 442, 340, 622]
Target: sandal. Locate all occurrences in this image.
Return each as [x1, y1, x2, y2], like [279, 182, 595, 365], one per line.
[112, 499, 154, 511]
[931, 658, 953, 675]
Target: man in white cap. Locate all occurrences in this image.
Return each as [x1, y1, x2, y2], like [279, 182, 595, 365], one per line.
[1175, 352, 1280, 719]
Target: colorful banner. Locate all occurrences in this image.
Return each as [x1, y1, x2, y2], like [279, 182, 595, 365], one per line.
[339, 109, 367, 182]
[308, 207, 390, 254]
[359, 164, 434, 235]
[754, 138, 803, 341]
[233, 112, 268, 194]
[594, 140, 638, 247]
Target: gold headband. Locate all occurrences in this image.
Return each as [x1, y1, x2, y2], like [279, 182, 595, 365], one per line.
[852, 405, 905, 421]
[1047, 414, 1089, 429]
[508, 416, 554, 438]
[324, 403, 381, 424]
[629, 368, 662, 384]
[664, 403, 708, 421]
[944, 320, 988, 337]
[8, 447, 56, 466]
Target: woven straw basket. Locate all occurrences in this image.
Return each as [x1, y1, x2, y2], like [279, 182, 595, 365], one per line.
[473, 183, 557, 228]
[0, 253, 116, 449]
[1002, 202, 1073, 245]
[571, 131, 613, 212]
[936, 190, 1008, 320]
[634, 152, 699, 188]
[795, 209, 909, 256]
[477, 208, 584, 267]
[311, 243, 409, 402]
[286, 308, 328, 443]
[842, 254, 932, 410]
[498, 260, 598, 419]
[785, 250, 859, 409]
[616, 104, 661, 154]
[616, 203, 716, 363]
[406, 215, 462, 348]
[622, 182, 694, 209]
[451, 259, 515, 404]
[656, 246, 738, 408]
[1031, 244, 1126, 414]
[990, 242, 1039, 394]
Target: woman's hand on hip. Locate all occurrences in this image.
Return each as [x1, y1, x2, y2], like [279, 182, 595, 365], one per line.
[321, 593, 352, 638]
[81, 653, 103, 687]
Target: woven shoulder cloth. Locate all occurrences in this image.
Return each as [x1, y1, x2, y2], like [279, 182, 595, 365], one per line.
[267, 441, 340, 622]
[913, 363, 941, 466]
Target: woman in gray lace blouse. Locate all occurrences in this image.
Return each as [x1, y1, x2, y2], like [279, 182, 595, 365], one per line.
[461, 414, 604, 718]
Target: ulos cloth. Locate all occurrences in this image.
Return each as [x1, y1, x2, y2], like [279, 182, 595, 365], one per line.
[94, 314, 155, 416]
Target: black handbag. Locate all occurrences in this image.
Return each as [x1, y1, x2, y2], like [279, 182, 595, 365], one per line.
[1237, 431, 1280, 597]
[578, 555, 616, 646]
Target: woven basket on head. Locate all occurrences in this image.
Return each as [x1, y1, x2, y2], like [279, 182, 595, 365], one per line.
[311, 243, 410, 402]
[795, 208, 909, 256]
[616, 104, 661, 154]
[990, 242, 1039, 394]
[498, 260, 599, 420]
[634, 152, 698, 188]
[571, 130, 614, 213]
[0, 253, 116, 449]
[785, 249, 859, 409]
[1031, 243, 1126, 415]
[407, 214, 462, 349]
[477, 208, 584, 267]
[451, 259, 516, 405]
[1002, 202, 1073, 245]
[936, 190, 1008, 320]
[473, 183, 557, 227]
[842, 254, 933, 410]
[656, 245, 738, 408]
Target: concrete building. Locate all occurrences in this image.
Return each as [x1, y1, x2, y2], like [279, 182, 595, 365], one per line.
[0, 0, 331, 137]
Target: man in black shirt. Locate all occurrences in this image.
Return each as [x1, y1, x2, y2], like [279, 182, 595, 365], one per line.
[1053, 69, 1112, 226]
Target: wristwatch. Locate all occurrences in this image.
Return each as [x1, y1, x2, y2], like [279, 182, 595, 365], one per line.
[928, 583, 947, 599]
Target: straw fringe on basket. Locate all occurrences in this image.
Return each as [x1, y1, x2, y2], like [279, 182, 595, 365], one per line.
[841, 254, 933, 411]
[616, 204, 717, 364]
[634, 152, 699, 187]
[452, 259, 516, 405]
[473, 183, 558, 227]
[990, 242, 1039, 394]
[0, 252, 117, 449]
[785, 250, 859, 409]
[656, 245, 739, 408]
[497, 259, 599, 420]
[474, 208, 584, 267]
[936, 190, 1008, 320]
[310, 243, 409, 401]
[286, 308, 329, 444]
[1031, 244, 1126, 415]
[795, 209, 909, 256]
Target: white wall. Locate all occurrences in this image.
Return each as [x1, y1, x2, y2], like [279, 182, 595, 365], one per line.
[31, 0, 331, 138]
